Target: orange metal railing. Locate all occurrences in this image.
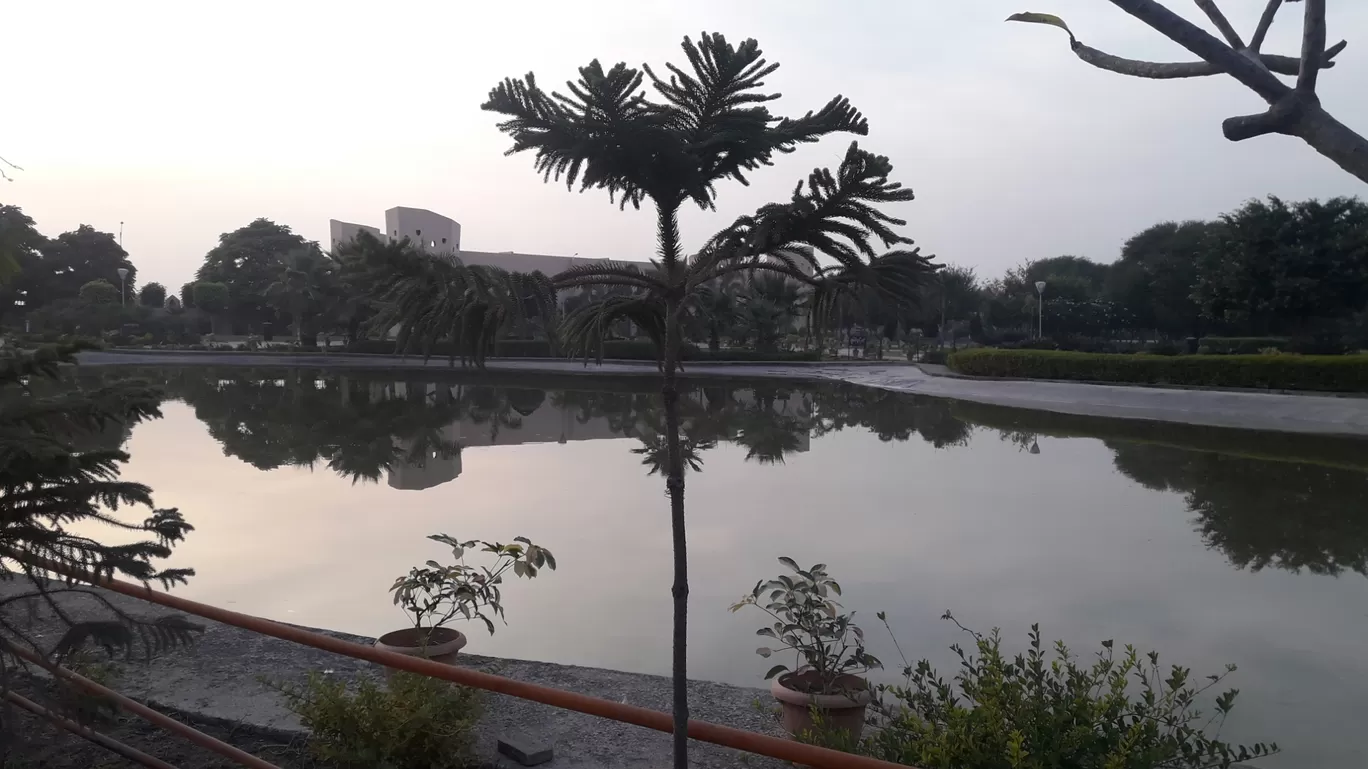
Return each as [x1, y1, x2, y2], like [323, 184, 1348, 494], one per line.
[20, 556, 911, 769]
[3, 689, 182, 769]
[6, 643, 285, 769]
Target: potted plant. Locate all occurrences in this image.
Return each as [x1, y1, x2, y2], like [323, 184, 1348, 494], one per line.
[378, 534, 555, 665]
[730, 557, 881, 740]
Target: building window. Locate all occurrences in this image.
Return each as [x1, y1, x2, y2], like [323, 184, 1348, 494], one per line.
[416, 229, 422, 237]
[430, 240, 436, 248]
[441, 237, 446, 244]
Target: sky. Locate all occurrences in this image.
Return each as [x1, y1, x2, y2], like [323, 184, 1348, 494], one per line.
[5, 0, 1367, 292]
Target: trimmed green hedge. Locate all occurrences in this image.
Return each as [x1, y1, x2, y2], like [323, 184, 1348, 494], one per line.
[1198, 337, 1289, 355]
[947, 348, 1368, 392]
[345, 339, 820, 363]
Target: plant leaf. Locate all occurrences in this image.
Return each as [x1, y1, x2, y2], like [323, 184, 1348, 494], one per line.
[764, 664, 789, 680]
[1006, 12, 1076, 43]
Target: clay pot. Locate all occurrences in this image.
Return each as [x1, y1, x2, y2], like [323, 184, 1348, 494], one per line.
[770, 671, 871, 740]
[374, 627, 467, 668]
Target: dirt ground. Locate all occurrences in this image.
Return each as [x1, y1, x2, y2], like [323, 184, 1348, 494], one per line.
[0, 678, 328, 769]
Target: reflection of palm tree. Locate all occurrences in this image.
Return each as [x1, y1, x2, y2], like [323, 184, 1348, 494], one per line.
[633, 428, 714, 478]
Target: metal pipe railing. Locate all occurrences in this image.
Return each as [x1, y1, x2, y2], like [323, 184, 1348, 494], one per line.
[3, 689, 182, 769]
[5, 643, 285, 769]
[21, 558, 909, 769]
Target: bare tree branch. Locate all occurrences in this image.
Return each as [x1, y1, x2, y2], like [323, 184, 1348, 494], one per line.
[1071, 41, 1331, 79]
[1194, 0, 1244, 49]
[0, 155, 21, 182]
[1298, 0, 1327, 92]
[1249, 0, 1285, 52]
[1012, 1, 1368, 183]
[1107, 0, 1290, 101]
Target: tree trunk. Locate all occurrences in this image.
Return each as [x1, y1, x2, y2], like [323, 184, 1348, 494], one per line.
[708, 327, 720, 354]
[656, 204, 690, 769]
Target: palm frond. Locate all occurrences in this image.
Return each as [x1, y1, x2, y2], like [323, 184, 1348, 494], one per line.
[553, 262, 668, 293]
[688, 142, 916, 287]
[560, 295, 667, 364]
[484, 63, 673, 209]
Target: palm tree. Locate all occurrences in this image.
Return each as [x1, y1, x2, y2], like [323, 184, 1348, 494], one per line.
[359, 239, 556, 367]
[689, 283, 740, 353]
[266, 248, 335, 344]
[483, 33, 935, 766]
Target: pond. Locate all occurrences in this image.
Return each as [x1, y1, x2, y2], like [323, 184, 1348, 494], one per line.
[84, 366, 1368, 768]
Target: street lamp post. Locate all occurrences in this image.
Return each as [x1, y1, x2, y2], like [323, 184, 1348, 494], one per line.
[1034, 280, 1046, 339]
[117, 268, 129, 307]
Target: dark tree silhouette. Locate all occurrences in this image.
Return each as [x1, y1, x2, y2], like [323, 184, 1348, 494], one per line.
[482, 35, 935, 765]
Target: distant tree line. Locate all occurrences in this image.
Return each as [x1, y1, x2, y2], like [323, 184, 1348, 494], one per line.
[919, 196, 1368, 349]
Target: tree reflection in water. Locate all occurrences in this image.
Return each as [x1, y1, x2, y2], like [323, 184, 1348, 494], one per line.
[76, 366, 1368, 578]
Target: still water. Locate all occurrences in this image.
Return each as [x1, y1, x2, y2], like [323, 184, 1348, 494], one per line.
[90, 366, 1368, 768]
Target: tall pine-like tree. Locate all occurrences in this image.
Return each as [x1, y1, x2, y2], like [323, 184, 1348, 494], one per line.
[0, 344, 199, 735]
[484, 33, 935, 767]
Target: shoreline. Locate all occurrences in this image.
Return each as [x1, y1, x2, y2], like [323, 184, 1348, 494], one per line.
[3, 580, 785, 769]
[78, 350, 1368, 437]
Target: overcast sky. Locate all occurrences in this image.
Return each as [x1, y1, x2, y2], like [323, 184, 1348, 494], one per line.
[5, 0, 1366, 291]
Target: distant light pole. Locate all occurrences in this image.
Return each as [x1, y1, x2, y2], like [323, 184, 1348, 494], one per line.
[1034, 280, 1046, 338]
[117, 268, 129, 307]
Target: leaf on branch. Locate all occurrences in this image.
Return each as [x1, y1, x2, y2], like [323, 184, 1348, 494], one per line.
[1006, 12, 1076, 44]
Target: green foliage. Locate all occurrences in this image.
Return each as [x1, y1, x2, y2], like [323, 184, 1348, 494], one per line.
[1195, 197, 1368, 337]
[346, 337, 820, 361]
[391, 535, 556, 635]
[358, 237, 556, 369]
[0, 344, 199, 681]
[265, 248, 336, 342]
[948, 348, 1368, 392]
[136, 282, 166, 308]
[191, 281, 230, 314]
[196, 218, 311, 328]
[854, 615, 1276, 769]
[26, 225, 134, 310]
[274, 671, 482, 769]
[78, 280, 118, 305]
[730, 558, 880, 694]
[1197, 337, 1289, 355]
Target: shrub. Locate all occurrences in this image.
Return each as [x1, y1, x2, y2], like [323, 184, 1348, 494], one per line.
[920, 349, 947, 365]
[346, 338, 820, 362]
[274, 671, 481, 769]
[1199, 336, 1289, 355]
[947, 348, 1368, 392]
[848, 614, 1277, 769]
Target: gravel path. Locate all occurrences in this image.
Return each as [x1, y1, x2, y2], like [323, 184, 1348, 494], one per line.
[79, 350, 1368, 437]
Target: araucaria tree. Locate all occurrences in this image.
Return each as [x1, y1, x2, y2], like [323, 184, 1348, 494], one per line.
[483, 33, 935, 767]
[0, 345, 200, 729]
[1010, 1, 1368, 184]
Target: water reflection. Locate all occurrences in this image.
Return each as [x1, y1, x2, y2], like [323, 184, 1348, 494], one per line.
[69, 366, 1368, 767]
[78, 366, 1368, 583]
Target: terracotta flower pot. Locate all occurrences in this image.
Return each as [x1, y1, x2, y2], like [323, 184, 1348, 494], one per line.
[374, 627, 468, 668]
[770, 671, 871, 740]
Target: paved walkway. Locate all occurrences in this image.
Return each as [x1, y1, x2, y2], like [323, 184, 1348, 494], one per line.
[79, 350, 1368, 437]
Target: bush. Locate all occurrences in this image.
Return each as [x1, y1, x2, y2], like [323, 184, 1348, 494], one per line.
[920, 349, 947, 365]
[1199, 336, 1289, 355]
[273, 671, 481, 769]
[947, 348, 1368, 392]
[346, 338, 821, 362]
[842, 615, 1277, 769]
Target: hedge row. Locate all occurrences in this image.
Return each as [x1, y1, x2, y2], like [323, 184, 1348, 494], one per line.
[1198, 337, 1288, 355]
[947, 349, 1368, 392]
[345, 339, 821, 363]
